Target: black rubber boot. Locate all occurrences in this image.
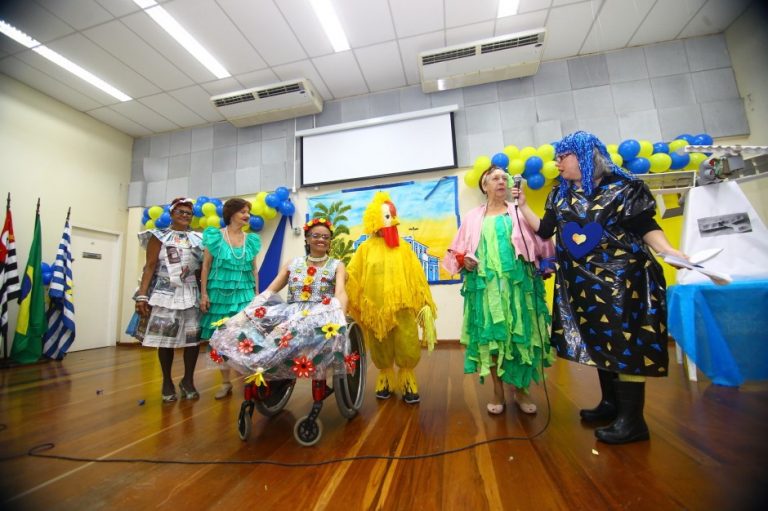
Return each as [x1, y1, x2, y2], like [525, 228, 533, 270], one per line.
[595, 381, 650, 444]
[580, 369, 618, 422]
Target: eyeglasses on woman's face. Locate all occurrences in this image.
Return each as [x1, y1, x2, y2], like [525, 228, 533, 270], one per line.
[309, 233, 331, 240]
[174, 209, 194, 217]
[556, 153, 574, 163]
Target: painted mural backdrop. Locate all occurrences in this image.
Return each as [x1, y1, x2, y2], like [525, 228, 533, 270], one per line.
[307, 177, 460, 284]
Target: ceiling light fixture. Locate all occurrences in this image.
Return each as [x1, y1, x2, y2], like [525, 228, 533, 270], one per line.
[310, 0, 350, 52]
[132, 0, 230, 79]
[497, 0, 520, 18]
[0, 19, 132, 102]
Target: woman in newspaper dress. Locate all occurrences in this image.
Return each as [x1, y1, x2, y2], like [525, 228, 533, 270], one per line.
[209, 218, 349, 393]
[135, 198, 204, 402]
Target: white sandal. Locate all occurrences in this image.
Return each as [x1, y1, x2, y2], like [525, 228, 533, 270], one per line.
[214, 382, 233, 400]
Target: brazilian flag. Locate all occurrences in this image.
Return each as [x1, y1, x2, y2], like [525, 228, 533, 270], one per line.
[11, 212, 45, 364]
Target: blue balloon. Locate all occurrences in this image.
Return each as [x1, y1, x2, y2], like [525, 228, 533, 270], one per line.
[42, 271, 53, 286]
[141, 212, 150, 225]
[618, 139, 641, 160]
[625, 157, 650, 174]
[210, 197, 223, 207]
[279, 200, 295, 216]
[216, 204, 223, 217]
[162, 204, 170, 214]
[265, 193, 281, 208]
[249, 215, 264, 232]
[524, 156, 543, 173]
[669, 152, 690, 170]
[196, 196, 209, 205]
[193, 204, 203, 217]
[693, 133, 713, 146]
[220, 218, 226, 228]
[41, 262, 51, 274]
[275, 186, 290, 201]
[526, 172, 546, 190]
[491, 152, 510, 170]
[652, 142, 669, 154]
[676, 133, 696, 144]
[156, 212, 171, 228]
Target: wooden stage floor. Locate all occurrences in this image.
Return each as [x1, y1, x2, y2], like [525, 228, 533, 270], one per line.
[1, 343, 766, 510]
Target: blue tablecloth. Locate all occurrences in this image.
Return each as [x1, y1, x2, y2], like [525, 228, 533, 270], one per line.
[667, 280, 768, 386]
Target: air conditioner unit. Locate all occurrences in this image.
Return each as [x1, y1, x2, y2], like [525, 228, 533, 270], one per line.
[210, 78, 323, 128]
[418, 28, 546, 93]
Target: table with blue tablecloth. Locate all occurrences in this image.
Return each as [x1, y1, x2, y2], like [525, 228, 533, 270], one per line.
[667, 280, 768, 386]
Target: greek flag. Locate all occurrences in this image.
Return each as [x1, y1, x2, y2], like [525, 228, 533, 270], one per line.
[43, 216, 75, 360]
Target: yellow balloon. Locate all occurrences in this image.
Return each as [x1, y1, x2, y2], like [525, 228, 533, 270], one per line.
[537, 144, 555, 162]
[241, 224, 250, 232]
[473, 155, 492, 173]
[256, 191, 268, 204]
[542, 160, 559, 180]
[148, 206, 163, 219]
[198, 216, 208, 229]
[144, 219, 156, 229]
[464, 169, 481, 187]
[262, 206, 277, 220]
[508, 159, 525, 175]
[519, 146, 537, 160]
[649, 153, 672, 173]
[190, 217, 200, 229]
[502, 145, 520, 160]
[206, 214, 221, 227]
[201, 202, 217, 217]
[606, 144, 618, 154]
[609, 152, 623, 167]
[669, 139, 688, 153]
[685, 152, 707, 170]
[250, 201, 265, 216]
[638, 140, 653, 158]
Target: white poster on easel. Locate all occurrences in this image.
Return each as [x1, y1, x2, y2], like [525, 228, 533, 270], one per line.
[678, 180, 768, 284]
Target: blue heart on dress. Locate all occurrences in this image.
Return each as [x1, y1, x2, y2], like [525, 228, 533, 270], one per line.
[562, 221, 603, 259]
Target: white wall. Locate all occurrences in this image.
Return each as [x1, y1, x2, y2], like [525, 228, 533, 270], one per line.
[0, 74, 133, 354]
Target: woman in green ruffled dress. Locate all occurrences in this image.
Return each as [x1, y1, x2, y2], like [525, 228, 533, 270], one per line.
[200, 198, 261, 399]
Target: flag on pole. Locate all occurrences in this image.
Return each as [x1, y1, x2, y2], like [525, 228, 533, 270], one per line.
[11, 204, 45, 364]
[43, 212, 75, 360]
[1, 197, 22, 356]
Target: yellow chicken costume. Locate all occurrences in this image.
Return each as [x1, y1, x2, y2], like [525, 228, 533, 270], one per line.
[346, 192, 437, 404]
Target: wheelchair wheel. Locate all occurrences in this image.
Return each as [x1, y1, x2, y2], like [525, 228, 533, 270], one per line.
[334, 321, 367, 419]
[254, 379, 295, 417]
[294, 416, 323, 447]
[237, 400, 254, 441]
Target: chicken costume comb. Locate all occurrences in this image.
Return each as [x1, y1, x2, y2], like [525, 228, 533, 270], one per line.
[362, 192, 399, 235]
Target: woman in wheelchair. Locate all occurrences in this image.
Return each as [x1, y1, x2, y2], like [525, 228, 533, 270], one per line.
[209, 218, 363, 445]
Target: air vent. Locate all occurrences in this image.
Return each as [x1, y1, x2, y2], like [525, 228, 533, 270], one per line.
[481, 33, 542, 54]
[257, 82, 304, 98]
[421, 47, 477, 66]
[212, 92, 256, 107]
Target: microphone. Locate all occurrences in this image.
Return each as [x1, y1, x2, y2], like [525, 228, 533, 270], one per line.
[513, 175, 522, 207]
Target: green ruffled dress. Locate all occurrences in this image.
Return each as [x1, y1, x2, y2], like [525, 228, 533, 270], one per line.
[460, 215, 553, 390]
[200, 227, 261, 340]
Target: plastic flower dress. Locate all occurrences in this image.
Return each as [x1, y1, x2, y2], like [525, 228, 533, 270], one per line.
[209, 257, 351, 382]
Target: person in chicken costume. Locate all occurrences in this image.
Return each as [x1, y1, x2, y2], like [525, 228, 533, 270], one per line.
[346, 191, 437, 404]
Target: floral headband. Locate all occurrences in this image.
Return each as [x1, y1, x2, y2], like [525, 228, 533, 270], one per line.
[303, 217, 334, 233]
[169, 197, 194, 212]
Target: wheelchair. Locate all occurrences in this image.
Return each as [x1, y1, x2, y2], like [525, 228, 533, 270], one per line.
[236, 320, 366, 446]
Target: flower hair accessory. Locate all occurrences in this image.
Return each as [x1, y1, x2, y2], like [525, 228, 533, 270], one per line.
[303, 217, 334, 233]
[169, 197, 195, 212]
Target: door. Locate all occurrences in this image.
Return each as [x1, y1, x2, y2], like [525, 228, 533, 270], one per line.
[69, 227, 120, 351]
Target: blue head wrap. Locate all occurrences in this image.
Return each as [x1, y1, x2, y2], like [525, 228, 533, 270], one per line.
[554, 131, 633, 199]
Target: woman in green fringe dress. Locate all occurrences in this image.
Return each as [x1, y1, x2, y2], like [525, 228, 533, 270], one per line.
[443, 167, 555, 415]
[200, 197, 261, 399]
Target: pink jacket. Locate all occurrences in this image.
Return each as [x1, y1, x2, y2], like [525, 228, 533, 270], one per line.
[442, 202, 555, 275]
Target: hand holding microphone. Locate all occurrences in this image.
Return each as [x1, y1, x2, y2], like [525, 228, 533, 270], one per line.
[512, 175, 523, 207]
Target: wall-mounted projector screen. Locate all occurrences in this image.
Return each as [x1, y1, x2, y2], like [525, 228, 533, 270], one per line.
[298, 106, 457, 186]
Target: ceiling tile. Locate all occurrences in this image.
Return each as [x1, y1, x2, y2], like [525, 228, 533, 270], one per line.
[235, 68, 282, 89]
[94, 0, 143, 17]
[445, 0, 498, 28]
[199, 77, 245, 96]
[138, 93, 207, 128]
[397, 30, 446, 85]
[216, 0, 305, 67]
[0, 1, 75, 47]
[0, 55, 103, 110]
[519, 0, 553, 13]
[312, 51, 368, 98]
[354, 41, 406, 92]
[111, 99, 180, 132]
[580, 0, 655, 55]
[496, 10, 548, 35]
[275, 0, 334, 58]
[87, 106, 153, 136]
[543, 0, 602, 60]
[35, 0, 114, 30]
[335, 0, 396, 47]
[679, 0, 752, 39]
[83, 20, 195, 91]
[169, 85, 225, 123]
[630, 0, 707, 47]
[271, 59, 333, 100]
[446, 21, 495, 46]
[389, 0, 444, 38]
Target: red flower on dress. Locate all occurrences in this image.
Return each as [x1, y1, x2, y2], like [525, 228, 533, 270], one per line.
[252, 306, 266, 319]
[238, 338, 254, 354]
[210, 349, 223, 364]
[292, 277, 298, 282]
[344, 352, 360, 374]
[279, 333, 293, 349]
[302, 285, 312, 293]
[321, 296, 331, 305]
[292, 356, 315, 378]
[307, 266, 317, 276]
[321, 277, 328, 282]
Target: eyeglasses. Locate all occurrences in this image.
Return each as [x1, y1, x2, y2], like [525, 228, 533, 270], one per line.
[174, 210, 193, 217]
[309, 233, 331, 240]
[556, 153, 574, 163]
